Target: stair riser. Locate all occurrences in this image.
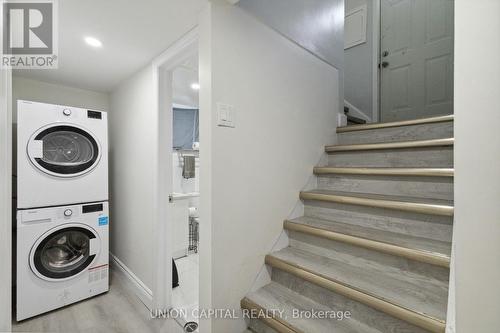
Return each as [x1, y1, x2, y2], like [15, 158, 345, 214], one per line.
[338, 122, 453, 145]
[271, 269, 430, 333]
[248, 319, 281, 333]
[288, 231, 450, 282]
[317, 175, 453, 201]
[328, 147, 453, 168]
[304, 201, 453, 242]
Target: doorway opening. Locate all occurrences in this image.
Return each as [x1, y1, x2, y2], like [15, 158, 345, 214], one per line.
[171, 52, 200, 330]
[344, 0, 454, 123]
[152, 28, 200, 332]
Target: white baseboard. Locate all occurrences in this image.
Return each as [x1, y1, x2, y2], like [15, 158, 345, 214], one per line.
[445, 243, 456, 333]
[109, 252, 153, 310]
[344, 100, 372, 122]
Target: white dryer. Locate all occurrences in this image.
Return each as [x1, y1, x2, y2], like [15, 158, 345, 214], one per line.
[16, 202, 109, 321]
[17, 100, 108, 209]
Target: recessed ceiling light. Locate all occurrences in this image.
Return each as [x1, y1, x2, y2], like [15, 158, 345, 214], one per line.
[191, 83, 200, 91]
[84, 36, 102, 48]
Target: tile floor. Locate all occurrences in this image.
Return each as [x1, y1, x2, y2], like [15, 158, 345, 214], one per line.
[172, 253, 199, 327]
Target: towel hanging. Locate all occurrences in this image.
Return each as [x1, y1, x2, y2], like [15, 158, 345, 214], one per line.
[182, 155, 195, 179]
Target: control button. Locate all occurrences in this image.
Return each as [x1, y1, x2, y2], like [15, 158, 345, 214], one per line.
[63, 109, 72, 116]
[64, 209, 73, 217]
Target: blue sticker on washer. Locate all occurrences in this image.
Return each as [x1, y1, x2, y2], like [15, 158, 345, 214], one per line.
[98, 216, 109, 226]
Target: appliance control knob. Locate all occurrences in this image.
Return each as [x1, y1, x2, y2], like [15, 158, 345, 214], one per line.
[63, 109, 72, 116]
[64, 209, 73, 217]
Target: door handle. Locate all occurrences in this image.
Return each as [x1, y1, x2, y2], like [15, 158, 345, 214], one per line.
[28, 140, 44, 158]
[89, 237, 100, 255]
[381, 61, 389, 68]
[382, 50, 389, 57]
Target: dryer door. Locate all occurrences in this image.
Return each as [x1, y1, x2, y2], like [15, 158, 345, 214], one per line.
[30, 225, 100, 280]
[27, 124, 101, 178]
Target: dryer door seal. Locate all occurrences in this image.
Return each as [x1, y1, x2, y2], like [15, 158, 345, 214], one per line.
[31, 226, 99, 280]
[27, 124, 101, 178]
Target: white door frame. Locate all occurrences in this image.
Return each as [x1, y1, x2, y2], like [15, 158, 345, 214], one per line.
[0, 69, 12, 332]
[151, 27, 199, 311]
[0, 0, 12, 329]
[372, 0, 381, 123]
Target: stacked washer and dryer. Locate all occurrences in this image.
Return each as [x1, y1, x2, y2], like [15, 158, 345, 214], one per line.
[15, 100, 109, 321]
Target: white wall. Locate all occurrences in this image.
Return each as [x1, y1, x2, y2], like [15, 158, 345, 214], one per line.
[172, 55, 199, 108]
[108, 67, 155, 290]
[344, 0, 374, 121]
[237, 0, 344, 68]
[454, 0, 500, 332]
[199, 4, 339, 332]
[11, 76, 109, 121]
[0, 7, 11, 329]
[0, 67, 12, 332]
[237, 0, 344, 111]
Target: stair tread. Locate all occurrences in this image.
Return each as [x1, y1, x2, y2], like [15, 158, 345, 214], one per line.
[314, 167, 454, 177]
[337, 115, 453, 133]
[302, 189, 453, 207]
[269, 247, 448, 321]
[287, 216, 452, 258]
[325, 138, 454, 152]
[245, 282, 384, 333]
[301, 189, 454, 216]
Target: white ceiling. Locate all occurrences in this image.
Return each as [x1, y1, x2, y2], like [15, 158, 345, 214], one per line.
[14, 0, 207, 93]
[173, 53, 199, 108]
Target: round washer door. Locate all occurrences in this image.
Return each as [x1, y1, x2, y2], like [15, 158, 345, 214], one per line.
[30, 224, 101, 281]
[27, 124, 101, 178]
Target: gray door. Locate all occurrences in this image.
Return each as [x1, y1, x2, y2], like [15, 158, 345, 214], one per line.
[380, 0, 454, 121]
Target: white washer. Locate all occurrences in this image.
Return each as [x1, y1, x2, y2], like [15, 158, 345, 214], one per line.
[17, 100, 108, 209]
[16, 202, 109, 321]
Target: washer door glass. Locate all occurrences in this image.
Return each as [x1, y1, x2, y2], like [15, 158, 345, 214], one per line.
[31, 125, 100, 176]
[33, 227, 97, 279]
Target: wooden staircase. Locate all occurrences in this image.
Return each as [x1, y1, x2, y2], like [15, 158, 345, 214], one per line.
[241, 115, 454, 333]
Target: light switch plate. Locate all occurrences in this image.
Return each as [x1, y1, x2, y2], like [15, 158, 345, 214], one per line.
[217, 103, 235, 128]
